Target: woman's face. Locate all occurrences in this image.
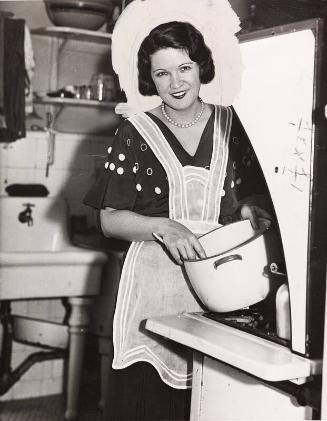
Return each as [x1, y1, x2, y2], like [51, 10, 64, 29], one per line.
[150, 47, 201, 111]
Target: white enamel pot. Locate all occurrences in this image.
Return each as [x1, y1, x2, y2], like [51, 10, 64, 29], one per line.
[184, 219, 281, 313]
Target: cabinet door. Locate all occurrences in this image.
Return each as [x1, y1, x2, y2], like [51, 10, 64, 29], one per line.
[191, 354, 312, 421]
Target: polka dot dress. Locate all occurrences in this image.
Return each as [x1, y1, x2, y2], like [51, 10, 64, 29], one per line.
[84, 108, 270, 223]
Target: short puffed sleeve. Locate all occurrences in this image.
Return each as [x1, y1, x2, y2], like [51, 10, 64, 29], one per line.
[84, 121, 138, 210]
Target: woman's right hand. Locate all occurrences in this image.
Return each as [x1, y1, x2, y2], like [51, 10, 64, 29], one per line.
[157, 219, 206, 265]
[100, 208, 206, 265]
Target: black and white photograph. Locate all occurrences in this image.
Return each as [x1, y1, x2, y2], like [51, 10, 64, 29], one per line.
[0, 0, 327, 420]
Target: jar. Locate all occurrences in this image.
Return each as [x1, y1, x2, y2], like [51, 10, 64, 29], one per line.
[90, 73, 115, 101]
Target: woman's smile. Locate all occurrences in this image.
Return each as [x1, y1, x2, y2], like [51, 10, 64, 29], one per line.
[150, 47, 201, 114]
[171, 91, 187, 99]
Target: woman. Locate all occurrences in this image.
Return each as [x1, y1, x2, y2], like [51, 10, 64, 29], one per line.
[85, 2, 271, 419]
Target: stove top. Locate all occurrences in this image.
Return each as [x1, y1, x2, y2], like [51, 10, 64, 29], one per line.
[203, 307, 290, 347]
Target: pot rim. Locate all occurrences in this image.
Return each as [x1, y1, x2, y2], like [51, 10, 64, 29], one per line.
[184, 218, 271, 263]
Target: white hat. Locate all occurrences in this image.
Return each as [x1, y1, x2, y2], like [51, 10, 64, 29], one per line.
[112, 0, 243, 115]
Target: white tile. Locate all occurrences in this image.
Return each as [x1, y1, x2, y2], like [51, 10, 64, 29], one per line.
[43, 360, 54, 378]
[12, 344, 27, 356]
[27, 299, 49, 317]
[11, 350, 28, 367]
[26, 131, 48, 142]
[12, 379, 41, 399]
[0, 143, 11, 168]
[23, 361, 44, 380]
[39, 377, 63, 396]
[11, 300, 28, 315]
[52, 315, 66, 323]
[3, 168, 36, 187]
[7, 137, 37, 169]
[12, 341, 27, 353]
[26, 299, 39, 316]
[48, 299, 65, 321]
[52, 359, 64, 378]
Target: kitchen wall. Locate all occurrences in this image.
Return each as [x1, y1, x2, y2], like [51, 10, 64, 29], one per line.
[0, 131, 110, 225]
[0, 1, 116, 400]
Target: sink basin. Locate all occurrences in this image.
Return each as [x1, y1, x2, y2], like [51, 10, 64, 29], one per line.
[0, 196, 71, 252]
[0, 196, 107, 300]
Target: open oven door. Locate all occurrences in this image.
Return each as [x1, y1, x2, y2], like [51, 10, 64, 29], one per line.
[234, 18, 327, 359]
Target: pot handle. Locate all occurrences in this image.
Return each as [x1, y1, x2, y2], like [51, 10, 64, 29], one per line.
[213, 254, 242, 270]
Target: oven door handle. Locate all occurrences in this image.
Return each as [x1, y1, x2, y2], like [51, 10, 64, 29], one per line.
[213, 254, 242, 270]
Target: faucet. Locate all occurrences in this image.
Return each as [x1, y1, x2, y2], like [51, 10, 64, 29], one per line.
[18, 203, 34, 226]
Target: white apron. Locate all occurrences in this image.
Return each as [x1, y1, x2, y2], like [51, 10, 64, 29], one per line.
[112, 105, 232, 388]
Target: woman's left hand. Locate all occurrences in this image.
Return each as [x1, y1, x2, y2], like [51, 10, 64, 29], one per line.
[239, 204, 272, 230]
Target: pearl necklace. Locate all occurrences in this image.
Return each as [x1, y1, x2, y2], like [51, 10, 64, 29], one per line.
[161, 98, 205, 128]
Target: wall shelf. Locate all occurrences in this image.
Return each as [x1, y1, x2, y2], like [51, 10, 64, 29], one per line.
[31, 26, 112, 44]
[35, 97, 117, 109]
[29, 25, 120, 136]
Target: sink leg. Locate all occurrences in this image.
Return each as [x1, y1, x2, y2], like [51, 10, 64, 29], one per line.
[0, 301, 13, 382]
[65, 297, 94, 421]
[98, 336, 114, 411]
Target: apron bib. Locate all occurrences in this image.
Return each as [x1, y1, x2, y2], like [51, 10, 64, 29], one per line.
[112, 106, 232, 388]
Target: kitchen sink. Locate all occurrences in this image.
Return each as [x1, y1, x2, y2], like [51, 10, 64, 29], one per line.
[0, 196, 107, 300]
[0, 195, 107, 420]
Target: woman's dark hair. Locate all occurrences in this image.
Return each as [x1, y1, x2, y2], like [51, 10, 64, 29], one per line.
[138, 21, 215, 96]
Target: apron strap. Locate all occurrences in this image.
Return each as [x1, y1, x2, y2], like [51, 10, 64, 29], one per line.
[204, 106, 232, 223]
[129, 113, 187, 221]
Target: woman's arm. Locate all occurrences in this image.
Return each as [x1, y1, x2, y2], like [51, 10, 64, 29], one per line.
[239, 203, 272, 230]
[100, 207, 206, 264]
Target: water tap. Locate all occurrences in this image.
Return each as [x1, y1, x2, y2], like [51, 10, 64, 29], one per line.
[18, 203, 34, 226]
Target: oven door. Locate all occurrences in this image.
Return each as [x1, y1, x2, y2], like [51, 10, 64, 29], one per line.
[234, 18, 327, 358]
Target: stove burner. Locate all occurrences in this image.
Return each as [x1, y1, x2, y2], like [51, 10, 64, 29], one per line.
[217, 310, 263, 327]
[203, 308, 289, 347]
